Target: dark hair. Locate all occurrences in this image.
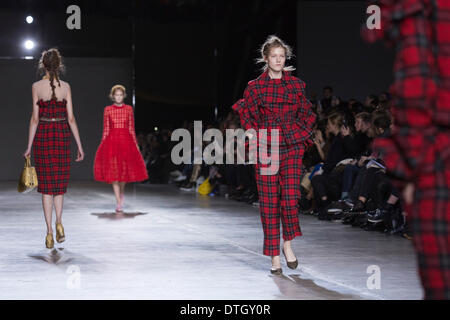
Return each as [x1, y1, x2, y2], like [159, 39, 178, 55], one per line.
[315, 118, 328, 137]
[372, 111, 391, 131]
[380, 91, 390, 100]
[350, 101, 364, 114]
[368, 94, 379, 106]
[355, 112, 372, 124]
[328, 112, 344, 128]
[38, 48, 65, 100]
[323, 86, 333, 92]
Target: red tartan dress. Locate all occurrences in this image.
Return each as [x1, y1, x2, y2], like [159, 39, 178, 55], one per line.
[233, 70, 317, 256]
[93, 104, 148, 183]
[33, 98, 71, 195]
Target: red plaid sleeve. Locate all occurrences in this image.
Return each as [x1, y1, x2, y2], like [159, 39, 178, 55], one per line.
[361, 0, 426, 46]
[128, 106, 138, 146]
[361, 0, 450, 181]
[292, 80, 316, 146]
[232, 83, 259, 131]
[101, 107, 110, 141]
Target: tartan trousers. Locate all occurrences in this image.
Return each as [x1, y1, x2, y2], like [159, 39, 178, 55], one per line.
[255, 143, 304, 256]
[409, 140, 450, 300]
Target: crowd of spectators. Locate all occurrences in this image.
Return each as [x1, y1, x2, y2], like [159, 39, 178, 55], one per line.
[137, 86, 411, 239]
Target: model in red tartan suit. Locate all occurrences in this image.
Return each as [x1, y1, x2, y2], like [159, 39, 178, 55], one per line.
[94, 85, 148, 213]
[362, 0, 450, 299]
[232, 36, 317, 274]
[23, 48, 85, 249]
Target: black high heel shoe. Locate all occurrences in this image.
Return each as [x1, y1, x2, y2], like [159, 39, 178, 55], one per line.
[270, 268, 283, 275]
[282, 248, 298, 269]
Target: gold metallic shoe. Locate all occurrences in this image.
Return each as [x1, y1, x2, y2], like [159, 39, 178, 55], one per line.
[55, 223, 65, 243]
[45, 233, 54, 249]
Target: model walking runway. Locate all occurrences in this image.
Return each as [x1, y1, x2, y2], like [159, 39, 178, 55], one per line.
[0, 181, 422, 299]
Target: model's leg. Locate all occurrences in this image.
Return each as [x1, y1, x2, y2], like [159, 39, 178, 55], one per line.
[280, 147, 302, 262]
[410, 165, 450, 299]
[119, 182, 126, 205]
[54, 195, 64, 224]
[255, 161, 281, 269]
[42, 194, 54, 233]
[112, 182, 121, 210]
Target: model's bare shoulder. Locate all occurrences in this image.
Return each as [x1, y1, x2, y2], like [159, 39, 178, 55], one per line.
[59, 80, 70, 93]
[32, 79, 44, 87]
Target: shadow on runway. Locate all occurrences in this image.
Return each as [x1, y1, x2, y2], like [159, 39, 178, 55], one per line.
[28, 248, 99, 270]
[28, 248, 74, 265]
[90, 212, 148, 220]
[271, 272, 362, 300]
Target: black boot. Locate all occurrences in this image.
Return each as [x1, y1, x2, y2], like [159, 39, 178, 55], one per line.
[318, 199, 332, 221]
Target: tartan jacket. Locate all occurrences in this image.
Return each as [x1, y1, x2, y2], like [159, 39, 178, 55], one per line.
[361, 0, 450, 182]
[232, 70, 317, 148]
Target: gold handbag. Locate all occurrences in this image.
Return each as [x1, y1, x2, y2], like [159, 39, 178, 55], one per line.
[18, 156, 38, 193]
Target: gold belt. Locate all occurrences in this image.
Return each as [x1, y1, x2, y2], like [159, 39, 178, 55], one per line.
[40, 117, 66, 122]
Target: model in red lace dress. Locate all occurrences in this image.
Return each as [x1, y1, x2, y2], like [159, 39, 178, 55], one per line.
[93, 85, 148, 212]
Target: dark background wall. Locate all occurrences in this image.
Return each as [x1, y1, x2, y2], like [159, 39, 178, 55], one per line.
[0, 57, 131, 180]
[0, 0, 396, 181]
[297, 1, 394, 101]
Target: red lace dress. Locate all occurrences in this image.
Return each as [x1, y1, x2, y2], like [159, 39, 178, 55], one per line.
[93, 104, 148, 183]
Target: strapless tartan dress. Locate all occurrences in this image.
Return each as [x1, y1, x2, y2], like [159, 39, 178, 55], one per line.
[33, 98, 71, 195]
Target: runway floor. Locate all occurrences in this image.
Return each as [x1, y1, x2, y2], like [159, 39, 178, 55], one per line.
[0, 181, 423, 299]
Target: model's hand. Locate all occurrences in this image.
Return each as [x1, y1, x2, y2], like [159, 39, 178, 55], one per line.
[23, 148, 31, 158]
[76, 147, 84, 162]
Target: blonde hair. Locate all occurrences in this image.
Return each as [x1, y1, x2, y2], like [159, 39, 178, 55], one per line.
[256, 35, 295, 72]
[109, 84, 127, 101]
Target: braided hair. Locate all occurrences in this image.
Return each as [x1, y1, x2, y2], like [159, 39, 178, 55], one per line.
[38, 48, 65, 100]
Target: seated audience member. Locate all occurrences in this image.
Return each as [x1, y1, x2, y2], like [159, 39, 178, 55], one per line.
[310, 113, 358, 219]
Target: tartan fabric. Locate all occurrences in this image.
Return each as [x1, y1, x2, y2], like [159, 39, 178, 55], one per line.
[411, 166, 450, 299]
[233, 70, 315, 256]
[256, 145, 304, 256]
[33, 99, 71, 195]
[362, 0, 450, 299]
[232, 70, 317, 147]
[94, 104, 148, 183]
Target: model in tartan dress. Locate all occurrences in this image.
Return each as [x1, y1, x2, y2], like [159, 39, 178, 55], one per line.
[93, 85, 148, 213]
[362, 0, 450, 299]
[23, 48, 85, 249]
[232, 36, 316, 274]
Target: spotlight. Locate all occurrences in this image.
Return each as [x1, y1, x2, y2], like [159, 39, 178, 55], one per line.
[154, 127, 158, 131]
[24, 40, 34, 50]
[26, 16, 34, 24]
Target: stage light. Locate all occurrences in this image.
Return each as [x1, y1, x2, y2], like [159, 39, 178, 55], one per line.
[26, 16, 34, 24]
[24, 40, 35, 50]
[154, 127, 158, 131]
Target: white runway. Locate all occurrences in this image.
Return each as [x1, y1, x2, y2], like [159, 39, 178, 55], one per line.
[0, 182, 423, 299]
